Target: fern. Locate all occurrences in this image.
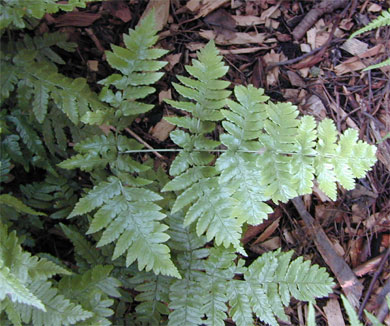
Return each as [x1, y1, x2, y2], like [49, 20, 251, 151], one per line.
[350, 9, 390, 70]
[163, 213, 334, 326]
[162, 41, 377, 255]
[1, 33, 107, 124]
[82, 11, 168, 129]
[0, 0, 93, 31]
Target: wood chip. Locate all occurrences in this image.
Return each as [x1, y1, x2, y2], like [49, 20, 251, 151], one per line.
[199, 30, 267, 45]
[287, 71, 306, 87]
[186, 0, 230, 18]
[232, 15, 265, 26]
[324, 298, 345, 326]
[340, 38, 369, 56]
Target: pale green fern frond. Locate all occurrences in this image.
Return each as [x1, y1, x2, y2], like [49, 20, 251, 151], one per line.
[84, 12, 168, 128]
[163, 41, 244, 253]
[217, 85, 273, 225]
[0, 223, 95, 326]
[350, 9, 390, 38]
[165, 214, 334, 326]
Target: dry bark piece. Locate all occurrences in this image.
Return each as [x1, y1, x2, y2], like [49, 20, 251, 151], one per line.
[102, 0, 131, 23]
[186, 0, 230, 18]
[54, 12, 102, 27]
[150, 119, 176, 142]
[324, 298, 346, 326]
[199, 29, 267, 45]
[292, 197, 363, 308]
[292, 0, 348, 40]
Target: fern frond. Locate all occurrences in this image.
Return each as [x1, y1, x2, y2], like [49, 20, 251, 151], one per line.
[0, 0, 92, 30]
[1, 38, 106, 124]
[130, 271, 172, 325]
[0, 194, 45, 216]
[363, 57, 390, 70]
[350, 9, 390, 38]
[217, 85, 273, 225]
[84, 12, 168, 128]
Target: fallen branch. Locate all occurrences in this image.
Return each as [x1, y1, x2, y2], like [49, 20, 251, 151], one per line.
[292, 197, 363, 308]
[292, 0, 348, 40]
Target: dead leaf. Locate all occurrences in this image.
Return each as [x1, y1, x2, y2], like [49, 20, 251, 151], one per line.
[87, 60, 99, 72]
[158, 89, 172, 103]
[232, 15, 265, 26]
[199, 29, 267, 45]
[204, 8, 236, 30]
[368, 3, 382, 12]
[140, 0, 170, 31]
[165, 53, 182, 71]
[102, 1, 131, 23]
[303, 95, 327, 119]
[186, 0, 230, 18]
[287, 71, 306, 87]
[324, 299, 345, 326]
[54, 12, 101, 27]
[263, 50, 286, 86]
[150, 118, 176, 142]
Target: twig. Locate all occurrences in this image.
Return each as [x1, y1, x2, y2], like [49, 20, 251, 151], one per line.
[125, 127, 167, 160]
[358, 246, 390, 318]
[85, 28, 106, 58]
[291, 197, 363, 308]
[292, 0, 348, 40]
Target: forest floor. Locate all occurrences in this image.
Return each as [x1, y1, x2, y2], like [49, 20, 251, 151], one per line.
[36, 0, 389, 324]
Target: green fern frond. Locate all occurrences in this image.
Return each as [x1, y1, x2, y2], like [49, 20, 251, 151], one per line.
[1, 37, 106, 124]
[130, 271, 172, 325]
[0, 0, 92, 31]
[363, 57, 390, 70]
[350, 9, 390, 38]
[83, 11, 168, 128]
[0, 223, 95, 326]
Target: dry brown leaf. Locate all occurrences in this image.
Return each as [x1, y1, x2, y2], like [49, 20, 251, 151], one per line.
[324, 299, 345, 326]
[150, 118, 176, 142]
[87, 60, 99, 72]
[303, 95, 327, 119]
[158, 89, 172, 103]
[54, 12, 101, 27]
[199, 29, 267, 45]
[253, 218, 280, 244]
[262, 50, 286, 86]
[232, 15, 265, 26]
[186, 0, 230, 18]
[140, 0, 170, 31]
[102, 1, 131, 23]
[287, 71, 306, 87]
[368, 3, 382, 12]
[165, 53, 182, 71]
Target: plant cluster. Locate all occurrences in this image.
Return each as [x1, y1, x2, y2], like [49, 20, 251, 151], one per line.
[0, 2, 378, 325]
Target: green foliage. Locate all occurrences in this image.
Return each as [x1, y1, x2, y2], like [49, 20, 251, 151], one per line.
[0, 0, 93, 31]
[163, 41, 377, 256]
[83, 11, 168, 129]
[341, 294, 388, 326]
[0, 4, 379, 325]
[350, 9, 390, 70]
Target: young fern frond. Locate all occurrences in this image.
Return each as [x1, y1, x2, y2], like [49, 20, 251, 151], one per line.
[350, 9, 390, 38]
[349, 9, 390, 70]
[164, 41, 377, 255]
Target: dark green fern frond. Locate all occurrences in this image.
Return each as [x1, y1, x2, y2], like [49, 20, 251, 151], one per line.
[0, 0, 93, 31]
[83, 12, 168, 128]
[350, 9, 390, 38]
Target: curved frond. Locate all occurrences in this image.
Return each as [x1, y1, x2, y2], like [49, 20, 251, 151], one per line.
[350, 9, 390, 38]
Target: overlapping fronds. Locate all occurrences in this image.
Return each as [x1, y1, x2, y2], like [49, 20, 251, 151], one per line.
[164, 214, 334, 326]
